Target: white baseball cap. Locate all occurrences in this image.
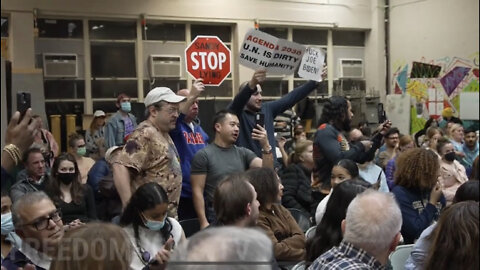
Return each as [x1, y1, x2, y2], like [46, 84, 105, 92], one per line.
[144, 87, 186, 107]
[93, 110, 106, 117]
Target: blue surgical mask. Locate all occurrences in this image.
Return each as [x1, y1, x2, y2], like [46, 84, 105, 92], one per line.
[121, 102, 131, 113]
[143, 214, 166, 231]
[1, 212, 15, 235]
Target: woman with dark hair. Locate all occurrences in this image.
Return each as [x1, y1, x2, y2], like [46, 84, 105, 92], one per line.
[405, 180, 479, 270]
[305, 179, 371, 264]
[246, 167, 305, 261]
[315, 159, 361, 224]
[280, 140, 314, 218]
[391, 148, 445, 244]
[46, 153, 97, 227]
[120, 182, 185, 270]
[424, 201, 479, 270]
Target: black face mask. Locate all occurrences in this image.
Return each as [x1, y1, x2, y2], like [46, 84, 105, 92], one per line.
[444, 152, 456, 162]
[57, 173, 76, 185]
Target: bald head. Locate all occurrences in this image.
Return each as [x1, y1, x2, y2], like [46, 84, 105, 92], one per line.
[349, 128, 363, 143]
[178, 88, 199, 122]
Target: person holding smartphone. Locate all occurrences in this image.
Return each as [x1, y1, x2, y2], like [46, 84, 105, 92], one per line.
[120, 182, 185, 270]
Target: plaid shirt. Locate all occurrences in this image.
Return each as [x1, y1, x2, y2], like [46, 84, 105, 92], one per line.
[308, 241, 386, 270]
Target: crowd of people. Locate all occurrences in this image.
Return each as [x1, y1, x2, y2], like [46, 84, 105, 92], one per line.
[1, 69, 479, 270]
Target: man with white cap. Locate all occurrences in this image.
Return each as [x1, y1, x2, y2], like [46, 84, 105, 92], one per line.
[111, 87, 186, 219]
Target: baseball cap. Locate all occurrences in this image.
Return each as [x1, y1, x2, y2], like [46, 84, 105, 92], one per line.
[442, 107, 453, 118]
[144, 87, 186, 107]
[93, 110, 106, 118]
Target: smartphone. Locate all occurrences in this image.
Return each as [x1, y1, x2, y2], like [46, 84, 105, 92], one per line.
[17, 92, 31, 123]
[377, 103, 387, 124]
[255, 112, 265, 128]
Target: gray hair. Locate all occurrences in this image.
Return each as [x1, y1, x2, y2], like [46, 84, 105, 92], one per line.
[11, 191, 53, 228]
[343, 189, 402, 256]
[168, 226, 273, 270]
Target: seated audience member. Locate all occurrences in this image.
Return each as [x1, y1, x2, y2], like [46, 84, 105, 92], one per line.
[305, 179, 371, 265]
[169, 226, 274, 270]
[385, 134, 415, 190]
[50, 222, 132, 270]
[423, 201, 479, 270]
[45, 153, 97, 226]
[280, 140, 314, 218]
[120, 182, 185, 270]
[448, 123, 466, 160]
[392, 148, 445, 244]
[2, 109, 38, 180]
[375, 127, 400, 170]
[68, 133, 95, 184]
[462, 127, 479, 176]
[357, 156, 388, 192]
[1, 192, 22, 260]
[247, 167, 305, 261]
[315, 159, 360, 224]
[213, 173, 260, 227]
[421, 126, 443, 154]
[85, 110, 107, 160]
[2, 192, 64, 270]
[436, 137, 468, 205]
[31, 114, 59, 168]
[414, 117, 438, 147]
[190, 110, 272, 229]
[405, 180, 479, 270]
[308, 190, 402, 270]
[10, 147, 49, 203]
[285, 124, 307, 155]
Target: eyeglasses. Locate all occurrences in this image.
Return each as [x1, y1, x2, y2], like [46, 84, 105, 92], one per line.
[163, 106, 179, 115]
[22, 209, 62, 231]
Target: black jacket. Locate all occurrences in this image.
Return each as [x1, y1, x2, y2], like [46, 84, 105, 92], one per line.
[280, 163, 313, 217]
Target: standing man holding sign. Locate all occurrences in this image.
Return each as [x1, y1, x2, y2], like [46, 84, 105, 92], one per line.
[227, 70, 323, 169]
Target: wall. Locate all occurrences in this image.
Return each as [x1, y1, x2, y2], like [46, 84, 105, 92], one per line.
[389, 0, 479, 127]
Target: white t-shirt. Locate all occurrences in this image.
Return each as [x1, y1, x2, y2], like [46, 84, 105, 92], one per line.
[315, 191, 332, 225]
[124, 217, 183, 270]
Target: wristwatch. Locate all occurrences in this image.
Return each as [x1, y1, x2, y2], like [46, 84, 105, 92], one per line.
[262, 145, 272, 154]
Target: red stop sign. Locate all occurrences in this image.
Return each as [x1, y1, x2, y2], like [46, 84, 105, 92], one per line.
[185, 36, 231, 86]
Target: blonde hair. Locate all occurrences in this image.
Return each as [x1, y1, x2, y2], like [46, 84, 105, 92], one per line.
[50, 222, 132, 270]
[289, 140, 313, 165]
[448, 123, 463, 139]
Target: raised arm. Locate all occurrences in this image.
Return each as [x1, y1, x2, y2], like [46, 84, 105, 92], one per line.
[227, 70, 266, 114]
[179, 79, 205, 115]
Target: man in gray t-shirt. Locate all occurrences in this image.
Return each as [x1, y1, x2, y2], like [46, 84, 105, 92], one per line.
[191, 110, 273, 229]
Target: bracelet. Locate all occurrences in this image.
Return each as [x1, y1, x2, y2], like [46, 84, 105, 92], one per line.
[262, 145, 272, 154]
[3, 144, 21, 165]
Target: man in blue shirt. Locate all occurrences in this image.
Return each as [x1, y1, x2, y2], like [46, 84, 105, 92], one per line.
[170, 79, 209, 221]
[104, 93, 137, 148]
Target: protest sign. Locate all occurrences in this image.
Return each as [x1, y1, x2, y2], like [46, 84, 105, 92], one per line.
[239, 29, 305, 75]
[297, 47, 325, 81]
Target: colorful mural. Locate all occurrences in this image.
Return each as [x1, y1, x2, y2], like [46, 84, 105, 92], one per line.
[392, 53, 479, 120]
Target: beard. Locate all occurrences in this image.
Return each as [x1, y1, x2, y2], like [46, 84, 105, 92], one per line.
[342, 118, 352, 132]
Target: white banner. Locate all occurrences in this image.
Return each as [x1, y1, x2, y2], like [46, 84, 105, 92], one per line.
[239, 29, 305, 75]
[297, 47, 325, 81]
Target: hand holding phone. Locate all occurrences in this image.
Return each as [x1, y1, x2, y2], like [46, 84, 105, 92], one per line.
[17, 92, 32, 123]
[255, 112, 265, 128]
[377, 103, 387, 124]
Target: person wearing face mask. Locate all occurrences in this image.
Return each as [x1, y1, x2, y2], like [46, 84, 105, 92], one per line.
[436, 137, 468, 206]
[68, 133, 95, 184]
[1, 192, 22, 261]
[45, 153, 96, 228]
[120, 182, 185, 270]
[105, 93, 138, 149]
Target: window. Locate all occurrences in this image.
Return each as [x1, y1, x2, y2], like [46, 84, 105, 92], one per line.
[1, 17, 8, 37]
[143, 79, 187, 95]
[261, 79, 289, 97]
[91, 42, 136, 77]
[259, 27, 288, 39]
[142, 23, 185, 41]
[191, 24, 231, 42]
[333, 30, 365, 46]
[89, 20, 136, 40]
[37, 19, 83, 38]
[91, 79, 138, 98]
[44, 80, 85, 99]
[293, 29, 327, 45]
